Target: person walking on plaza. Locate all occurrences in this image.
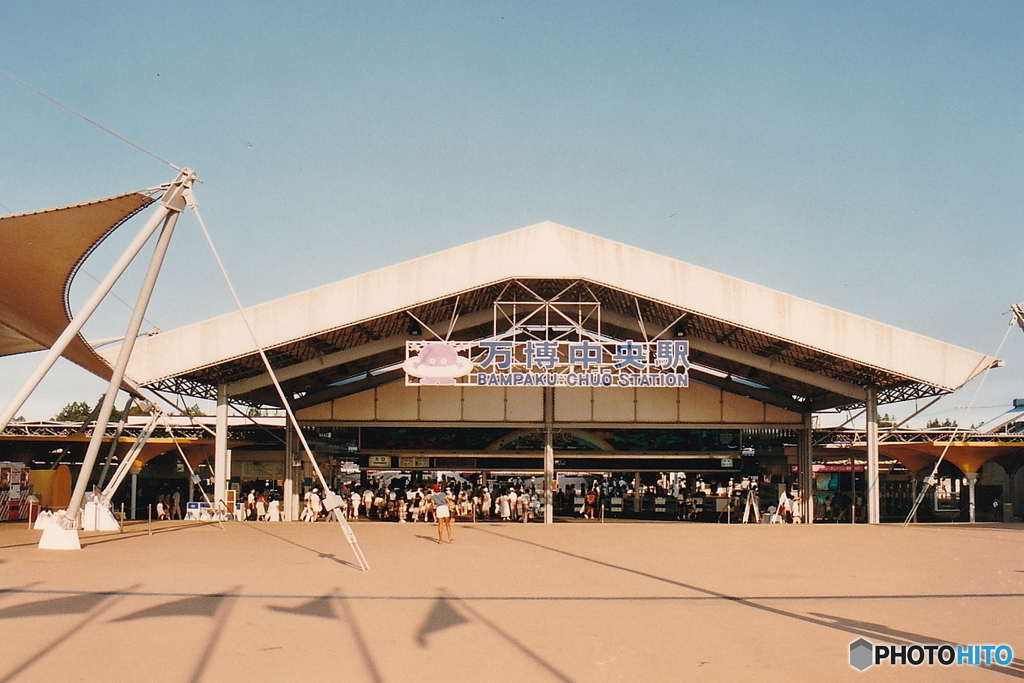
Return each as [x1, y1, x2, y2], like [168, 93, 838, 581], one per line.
[431, 486, 453, 543]
[301, 490, 314, 522]
[410, 487, 423, 522]
[422, 488, 435, 523]
[498, 490, 511, 521]
[481, 488, 491, 520]
[310, 489, 324, 521]
[363, 488, 374, 519]
[582, 488, 597, 519]
[778, 490, 793, 523]
[520, 490, 532, 523]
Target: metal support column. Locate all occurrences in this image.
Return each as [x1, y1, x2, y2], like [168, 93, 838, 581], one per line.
[543, 387, 554, 524]
[39, 192, 185, 549]
[866, 387, 880, 524]
[799, 412, 814, 524]
[214, 383, 228, 511]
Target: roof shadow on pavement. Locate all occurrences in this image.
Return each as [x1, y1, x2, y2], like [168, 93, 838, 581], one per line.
[433, 588, 578, 683]
[112, 589, 237, 621]
[267, 591, 339, 620]
[0, 592, 107, 619]
[470, 525, 1024, 678]
[336, 590, 385, 683]
[79, 521, 221, 547]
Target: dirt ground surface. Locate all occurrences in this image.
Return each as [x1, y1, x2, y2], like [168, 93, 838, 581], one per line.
[0, 519, 1022, 683]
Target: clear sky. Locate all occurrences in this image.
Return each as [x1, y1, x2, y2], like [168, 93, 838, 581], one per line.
[1, 1, 1022, 427]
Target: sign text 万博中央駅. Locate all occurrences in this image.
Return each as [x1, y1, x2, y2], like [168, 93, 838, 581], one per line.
[403, 339, 689, 388]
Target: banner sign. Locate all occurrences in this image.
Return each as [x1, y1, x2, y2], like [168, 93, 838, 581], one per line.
[404, 339, 689, 388]
[791, 463, 867, 473]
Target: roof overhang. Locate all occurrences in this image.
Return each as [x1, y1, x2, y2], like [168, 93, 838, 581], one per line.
[108, 222, 999, 412]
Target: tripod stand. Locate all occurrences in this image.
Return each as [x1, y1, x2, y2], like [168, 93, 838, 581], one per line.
[741, 487, 761, 524]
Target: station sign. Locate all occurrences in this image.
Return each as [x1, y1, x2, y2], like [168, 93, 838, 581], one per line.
[368, 455, 392, 468]
[404, 339, 690, 388]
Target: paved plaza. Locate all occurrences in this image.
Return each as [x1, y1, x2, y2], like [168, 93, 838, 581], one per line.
[0, 519, 1022, 682]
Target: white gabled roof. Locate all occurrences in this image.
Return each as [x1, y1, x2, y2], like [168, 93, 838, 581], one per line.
[111, 222, 997, 393]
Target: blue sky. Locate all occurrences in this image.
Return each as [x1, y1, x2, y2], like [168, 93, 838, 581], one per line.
[1, 2, 1022, 426]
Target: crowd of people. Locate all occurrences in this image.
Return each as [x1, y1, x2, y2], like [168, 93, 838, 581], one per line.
[228, 480, 597, 524]
[295, 478, 547, 523]
[154, 490, 182, 520]
[229, 474, 809, 524]
[243, 489, 283, 521]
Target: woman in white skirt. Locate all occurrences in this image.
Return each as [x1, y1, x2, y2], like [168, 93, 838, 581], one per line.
[431, 486, 453, 544]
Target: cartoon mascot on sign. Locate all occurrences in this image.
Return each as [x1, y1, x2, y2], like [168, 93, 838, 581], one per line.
[403, 342, 474, 385]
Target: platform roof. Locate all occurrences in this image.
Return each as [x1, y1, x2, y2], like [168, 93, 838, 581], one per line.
[0, 192, 156, 382]
[108, 222, 999, 413]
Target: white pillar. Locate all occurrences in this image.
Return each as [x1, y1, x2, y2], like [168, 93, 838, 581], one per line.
[284, 422, 300, 521]
[799, 412, 814, 524]
[214, 383, 228, 509]
[866, 387, 880, 524]
[225, 447, 233, 508]
[130, 472, 139, 520]
[966, 472, 979, 523]
[543, 387, 554, 524]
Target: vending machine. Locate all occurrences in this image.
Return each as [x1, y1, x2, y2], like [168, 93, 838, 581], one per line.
[0, 462, 32, 520]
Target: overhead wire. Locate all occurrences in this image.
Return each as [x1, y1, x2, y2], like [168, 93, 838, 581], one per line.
[901, 319, 1015, 526]
[227, 403, 286, 445]
[142, 388, 222, 479]
[161, 414, 224, 529]
[187, 199, 369, 568]
[1, 70, 172, 345]
[0, 73, 309, 521]
[186, 193, 332, 493]
[77, 268, 160, 332]
[0, 69, 180, 171]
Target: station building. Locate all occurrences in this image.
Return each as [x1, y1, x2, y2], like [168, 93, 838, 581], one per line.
[0, 188, 1009, 524]
[94, 220, 998, 523]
